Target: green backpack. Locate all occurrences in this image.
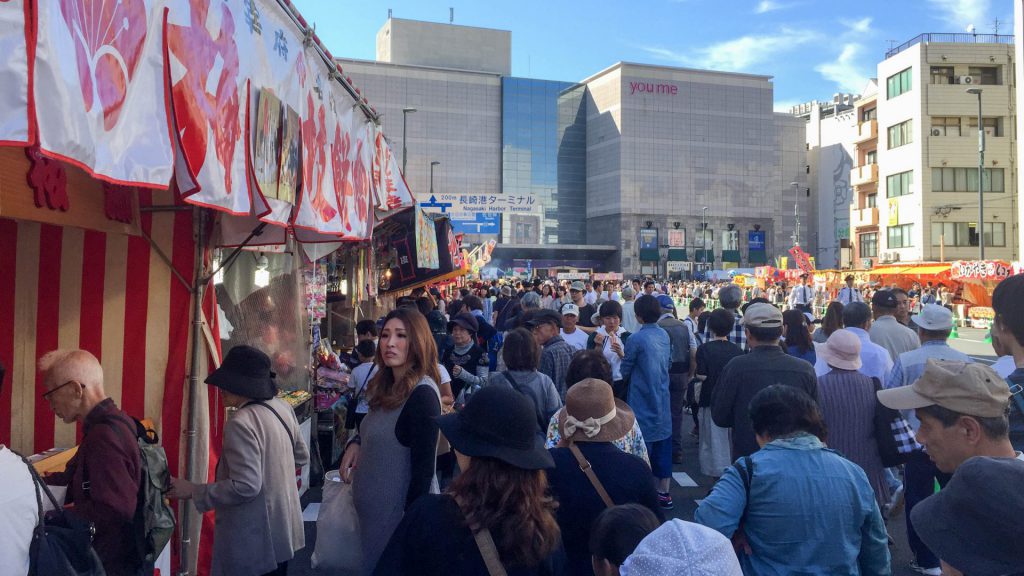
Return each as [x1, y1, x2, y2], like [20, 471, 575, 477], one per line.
[89, 416, 176, 562]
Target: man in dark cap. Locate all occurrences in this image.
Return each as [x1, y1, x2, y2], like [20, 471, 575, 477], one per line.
[524, 309, 577, 398]
[869, 289, 920, 362]
[836, 275, 864, 305]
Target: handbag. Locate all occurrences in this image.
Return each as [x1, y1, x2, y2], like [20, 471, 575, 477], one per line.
[871, 377, 918, 467]
[21, 454, 107, 576]
[310, 472, 362, 572]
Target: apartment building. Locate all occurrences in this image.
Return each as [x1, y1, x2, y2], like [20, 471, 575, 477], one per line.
[850, 34, 1018, 267]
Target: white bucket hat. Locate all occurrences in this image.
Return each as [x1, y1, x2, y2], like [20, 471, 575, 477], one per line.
[621, 520, 742, 576]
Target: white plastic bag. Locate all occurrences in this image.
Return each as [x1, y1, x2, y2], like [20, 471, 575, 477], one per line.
[311, 471, 363, 572]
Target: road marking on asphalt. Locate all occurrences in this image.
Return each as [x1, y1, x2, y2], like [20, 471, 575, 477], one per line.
[673, 472, 698, 487]
[302, 503, 320, 522]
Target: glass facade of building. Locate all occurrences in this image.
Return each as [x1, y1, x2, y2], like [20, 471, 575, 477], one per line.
[501, 77, 586, 245]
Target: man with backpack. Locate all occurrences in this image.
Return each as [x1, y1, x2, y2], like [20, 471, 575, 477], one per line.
[39, 349, 168, 576]
[656, 295, 696, 464]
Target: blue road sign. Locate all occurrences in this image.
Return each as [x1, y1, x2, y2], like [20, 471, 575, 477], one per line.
[450, 213, 500, 235]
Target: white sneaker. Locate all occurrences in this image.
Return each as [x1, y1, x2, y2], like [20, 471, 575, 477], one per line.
[910, 560, 941, 576]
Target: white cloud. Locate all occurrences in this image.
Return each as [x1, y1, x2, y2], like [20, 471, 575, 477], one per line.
[815, 43, 871, 93]
[928, 0, 991, 28]
[755, 0, 791, 13]
[840, 17, 872, 34]
[643, 28, 820, 72]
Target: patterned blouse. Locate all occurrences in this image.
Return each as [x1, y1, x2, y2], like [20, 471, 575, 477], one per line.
[544, 411, 650, 466]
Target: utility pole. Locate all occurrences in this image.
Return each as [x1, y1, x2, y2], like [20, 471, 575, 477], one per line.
[401, 107, 416, 176]
[967, 88, 985, 259]
[791, 182, 801, 246]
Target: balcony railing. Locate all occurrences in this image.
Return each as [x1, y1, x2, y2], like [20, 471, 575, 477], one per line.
[851, 207, 879, 228]
[886, 33, 1014, 58]
[855, 120, 877, 144]
[850, 164, 879, 187]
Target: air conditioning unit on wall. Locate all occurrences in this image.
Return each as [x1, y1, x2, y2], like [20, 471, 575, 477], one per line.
[958, 75, 980, 85]
[931, 128, 942, 136]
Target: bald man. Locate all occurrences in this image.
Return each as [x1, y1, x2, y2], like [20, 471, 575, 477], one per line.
[40, 349, 145, 576]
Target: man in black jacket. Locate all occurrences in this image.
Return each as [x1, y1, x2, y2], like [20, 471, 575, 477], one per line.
[710, 303, 818, 458]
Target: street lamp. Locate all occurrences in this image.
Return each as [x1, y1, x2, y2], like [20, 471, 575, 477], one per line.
[966, 88, 985, 259]
[401, 107, 417, 176]
[701, 206, 708, 272]
[790, 181, 801, 246]
[430, 161, 441, 194]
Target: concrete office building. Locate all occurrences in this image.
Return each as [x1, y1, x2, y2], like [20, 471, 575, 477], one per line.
[864, 34, 1018, 265]
[793, 94, 860, 269]
[850, 81, 882, 269]
[340, 17, 808, 275]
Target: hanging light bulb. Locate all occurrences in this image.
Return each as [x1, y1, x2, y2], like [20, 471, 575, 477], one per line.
[254, 254, 270, 288]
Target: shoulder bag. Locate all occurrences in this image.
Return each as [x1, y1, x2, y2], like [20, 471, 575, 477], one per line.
[567, 443, 615, 508]
[454, 495, 508, 576]
[871, 377, 917, 467]
[20, 453, 107, 576]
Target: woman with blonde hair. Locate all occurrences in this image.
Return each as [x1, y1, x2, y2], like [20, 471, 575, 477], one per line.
[341, 307, 442, 573]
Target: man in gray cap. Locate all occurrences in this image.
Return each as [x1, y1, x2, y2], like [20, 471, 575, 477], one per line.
[710, 303, 818, 458]
[569, 280, 597, 329]
[524, 309, 577, 399]
[702, 283, 746, 350]
[881, 305, 972, 576]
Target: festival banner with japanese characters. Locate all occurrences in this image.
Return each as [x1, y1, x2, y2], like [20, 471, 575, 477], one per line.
[166, 0, 251, 212]
[345, 117, 375, 239]
[950, 260, 1012, 281]
[333, 105, 371, 240]
[0, 0, 30, 144]
[34, 0, 174, 186]
[374, 127, 415, 211]
[415, 208, 439, 269]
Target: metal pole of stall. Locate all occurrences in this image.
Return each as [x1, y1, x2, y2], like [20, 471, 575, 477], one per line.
[179, 208, 206, 576]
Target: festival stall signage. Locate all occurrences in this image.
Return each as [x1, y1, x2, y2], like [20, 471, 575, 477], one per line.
[788, 245, 815, 273]
[415, 208, 439, 269]
[0, 0, 30, 145]
[950, 260, 1013, 281]
[373, 126, 415, 212]
[33, 0, 174, 186]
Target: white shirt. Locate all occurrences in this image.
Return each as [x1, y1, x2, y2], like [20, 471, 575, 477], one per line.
[992, 355, 1017, 378]
[0, 446, 35, 576]
[348, 362, 378, 414]
[788, 285, 814, 306]
[560, 328, 588, 351]
[815, 327, 894, 386]
[596, 326, 628, 381]
[584, 289, 597, 305]
[836, 286, 864, 304]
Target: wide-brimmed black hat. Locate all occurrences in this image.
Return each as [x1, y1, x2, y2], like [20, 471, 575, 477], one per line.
[447, 312, 479, 335]
[205, 345, 277, 400]
[437, 386, 553, 470]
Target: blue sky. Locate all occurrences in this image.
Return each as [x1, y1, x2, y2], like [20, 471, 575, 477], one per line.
[293, 0, 1012, 111]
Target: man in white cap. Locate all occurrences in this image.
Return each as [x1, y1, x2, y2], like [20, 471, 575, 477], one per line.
[882, 304, 972, 576]
[620, 286, 640, 333]
[559, 303, 588, 351]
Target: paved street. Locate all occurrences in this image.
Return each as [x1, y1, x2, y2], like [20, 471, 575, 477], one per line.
[290, 327, 999, 575]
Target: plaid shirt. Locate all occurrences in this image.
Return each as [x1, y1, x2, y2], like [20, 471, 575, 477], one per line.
[539, 335, 576, 399]
[703, 309, 746, 351]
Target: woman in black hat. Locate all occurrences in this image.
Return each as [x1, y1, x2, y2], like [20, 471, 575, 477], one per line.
[168, 345, 309, 576]
[440, 312, 490, 403]
[374, 385, 564, 576]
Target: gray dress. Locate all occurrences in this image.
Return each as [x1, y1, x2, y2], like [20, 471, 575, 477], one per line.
[352, 377, 440, 574]
[816, 368, 891, 508]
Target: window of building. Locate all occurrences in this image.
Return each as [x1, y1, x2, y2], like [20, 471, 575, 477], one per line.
[865, 150, 877, 165]
[886, 170, 913, 198]
[967, 116, 1001, 137]
[859, 233, 878, 257]
[931, 116, 961, 136]
[967, 66, 999, 85]
[861, 107, 877, 122]
[887, 223, 914, 248]
[866, 193, 877, 208]
[721, 230, 739, 251]
[887, 67, 913, 98]
[931, 221, 1006, 247]
[931, 167, 1004, 192]
[887, 119, 913, 149]
[930, 66, 955, 84]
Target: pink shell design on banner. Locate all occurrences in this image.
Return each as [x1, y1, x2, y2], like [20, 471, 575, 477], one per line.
[301, 93, 335, 223]
[59, 0, 148, 130]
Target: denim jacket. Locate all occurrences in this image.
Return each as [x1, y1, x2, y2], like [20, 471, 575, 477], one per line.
[620, 323, 672, 442]
[695, 434, 890, 576]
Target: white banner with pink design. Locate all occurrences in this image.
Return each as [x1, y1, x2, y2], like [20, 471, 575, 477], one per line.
[374, 126, 415, 212]
[33, 0, 174, 186]
[0, 0, 30, 144]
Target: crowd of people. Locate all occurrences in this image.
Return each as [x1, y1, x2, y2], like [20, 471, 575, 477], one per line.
[3, 272, 1022, 576]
